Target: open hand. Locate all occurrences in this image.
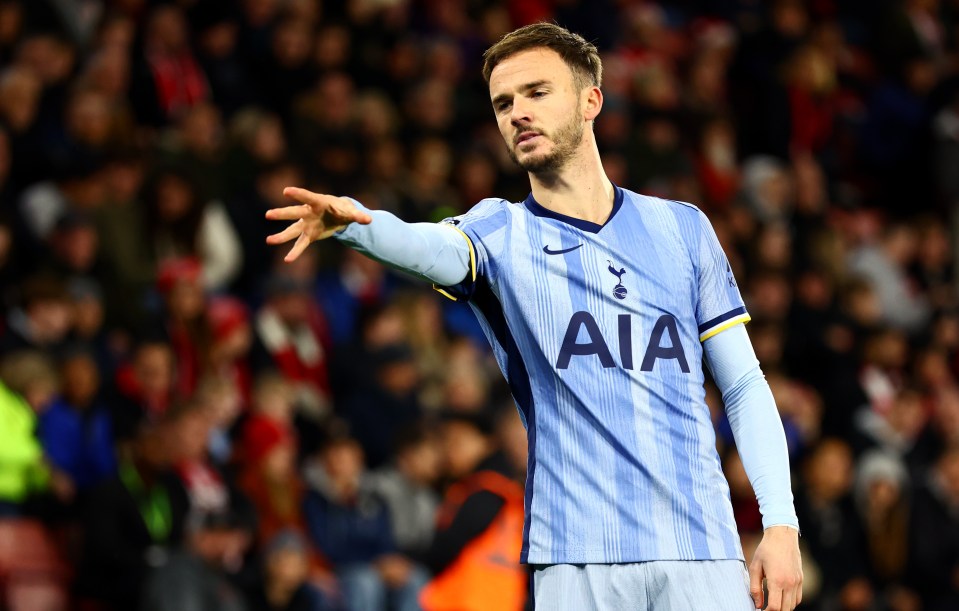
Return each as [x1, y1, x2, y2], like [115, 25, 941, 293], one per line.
[265, 187, 372, 262]
[749, 525, 803, 610]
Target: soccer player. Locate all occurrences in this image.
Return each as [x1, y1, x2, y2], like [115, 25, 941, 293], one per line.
[266, 23, 803, 611]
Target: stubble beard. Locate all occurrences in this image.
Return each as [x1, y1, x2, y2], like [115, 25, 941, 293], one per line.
[508, 113, 584, 175]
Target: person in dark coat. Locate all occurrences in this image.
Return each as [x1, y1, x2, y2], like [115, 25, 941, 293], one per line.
[76, 416, 188, 611]
[908, 446, 959, 611]
[794, 438, 872, 611]
[303, 429, 425, 611]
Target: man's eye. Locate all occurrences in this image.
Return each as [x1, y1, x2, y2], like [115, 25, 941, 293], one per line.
[532, 91, 547, 98]
[497, 102, 511, 112]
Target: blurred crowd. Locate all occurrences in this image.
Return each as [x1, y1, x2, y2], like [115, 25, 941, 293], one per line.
[0, 0, 959, 610]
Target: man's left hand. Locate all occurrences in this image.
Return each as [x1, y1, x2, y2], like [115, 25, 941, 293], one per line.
[749, 525, 803, 611]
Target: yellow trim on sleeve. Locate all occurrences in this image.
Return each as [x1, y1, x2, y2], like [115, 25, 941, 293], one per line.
[699, 314, 751, 342]
[432, 286, 462, 302]
[430, 225, 477, 302]
[450, 226, 476, 283]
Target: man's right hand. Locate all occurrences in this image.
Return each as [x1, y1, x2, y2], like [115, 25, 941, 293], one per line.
[265, 187, 373, 262]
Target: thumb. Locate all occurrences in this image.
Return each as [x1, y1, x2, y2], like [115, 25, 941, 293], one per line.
[332, 198, 372, 225]
[748, 560, 764, 609]
[352, 209, 373, 225]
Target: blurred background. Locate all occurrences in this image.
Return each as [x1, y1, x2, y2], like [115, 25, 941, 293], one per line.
[0, 0, 958, 610]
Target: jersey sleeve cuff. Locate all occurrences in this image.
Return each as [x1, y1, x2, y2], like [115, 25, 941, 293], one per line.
[698, 306, 751, 342]
[763, 521, 801, 534]
[432, 226, 477, 302]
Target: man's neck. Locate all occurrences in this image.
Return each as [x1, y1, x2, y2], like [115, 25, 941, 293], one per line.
[528, 142, 614, 225]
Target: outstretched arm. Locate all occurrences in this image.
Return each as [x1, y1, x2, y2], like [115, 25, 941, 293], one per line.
[704, 323, 803, 611]
[266, 187, 471, 286]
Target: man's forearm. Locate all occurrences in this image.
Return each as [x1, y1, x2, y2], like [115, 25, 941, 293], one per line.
[335, 200, 471, 286]
[704, 324, 799, 530]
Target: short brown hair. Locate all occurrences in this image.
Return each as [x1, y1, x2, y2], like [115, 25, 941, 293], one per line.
[482, 22, 602, 89]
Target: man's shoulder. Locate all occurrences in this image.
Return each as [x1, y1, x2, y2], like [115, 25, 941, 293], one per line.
[442, 197, 516, 233]
[363, 467, 404, 494]
[38, 399, 78, 426]
[620, 188, 704, 216]
[463, 197, 516, 217]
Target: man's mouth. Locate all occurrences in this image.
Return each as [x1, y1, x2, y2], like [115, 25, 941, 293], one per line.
[516, 131, 542, 145]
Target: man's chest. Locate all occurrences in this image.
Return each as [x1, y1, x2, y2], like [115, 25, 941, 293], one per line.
[487, 223, 700, 373]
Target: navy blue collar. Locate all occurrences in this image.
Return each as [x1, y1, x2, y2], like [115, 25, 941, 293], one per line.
[523, 185, 624, 234]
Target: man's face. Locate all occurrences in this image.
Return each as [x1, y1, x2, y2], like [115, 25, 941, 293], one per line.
[441, 421, 488, 479]
[489, 48, 586, 174]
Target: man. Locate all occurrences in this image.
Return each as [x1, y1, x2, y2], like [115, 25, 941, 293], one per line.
[419, 411, 526, 611]
[77, 416, 188, 610]
[267, 22, 803, 611]
[365, 422, 441, 558]
[303, 430, 426, 611]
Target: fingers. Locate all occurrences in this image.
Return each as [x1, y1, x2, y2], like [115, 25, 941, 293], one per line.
[265, 205, 312, 221]
[266, 220, 303, 245]
[749, 563, 764, 609]
[284, 232, 312, 263]
[764, 584, 782, 611]
[282, 186, 338, 208]
[780, 587, 797, 611]
[266, 187, 339, 221]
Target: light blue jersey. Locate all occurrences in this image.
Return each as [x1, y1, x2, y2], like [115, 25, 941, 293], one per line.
[437, 186, 751, 565]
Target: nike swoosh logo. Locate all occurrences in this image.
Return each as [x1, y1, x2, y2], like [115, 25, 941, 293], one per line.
[543, 244, 584, 255]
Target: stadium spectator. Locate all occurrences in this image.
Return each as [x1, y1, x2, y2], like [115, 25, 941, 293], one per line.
[132, 4, 209, 127]
[93, 152, 153, 329]
[252, 274, 333, 419]
[795, 438, 871, 610]
[365, 423, 441, 557]
[76, 416, 187, 611]
[38, 346, 116, 494]
[247, 529, 338, 611]
[316, 251, 400, 349]
[0, 65, 44, 191]
[847, 222, 931, 335]
[0, 274, 72, 355]
[193, 374, 244, 466]
[205, 295, 254, 404]
[66, 277, 114, 372]
[143, 166, 242, 292]
[303, 429, 426, 611]
[142, 402, 256, 611]
[238, 415, 303, 540]
[853, 451, 918, 608]
[238, 407, 341, 595]
[0, 350, 66, 514]
[909, 445, 959, 610]
[17, 158, 108, 255]
[111, 337, 176, 437]
[420, 411, 526, 611]
[42, 210, 101, 282]
[340, 343, 423, 468]
[193, 4, 255, 119]
[156, 255, 208, 399]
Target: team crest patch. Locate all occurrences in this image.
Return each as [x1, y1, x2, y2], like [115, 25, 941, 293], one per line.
[607, 260, 627, 299]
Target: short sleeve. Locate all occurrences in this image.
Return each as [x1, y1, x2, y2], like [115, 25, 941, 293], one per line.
[695, 210, 750, 342]
[433, 198, 509, 302]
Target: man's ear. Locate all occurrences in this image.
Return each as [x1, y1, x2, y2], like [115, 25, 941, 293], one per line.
[583, 86, 603, 122]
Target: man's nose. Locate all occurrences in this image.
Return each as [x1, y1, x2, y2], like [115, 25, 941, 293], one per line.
[510, 99, 531, 127]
